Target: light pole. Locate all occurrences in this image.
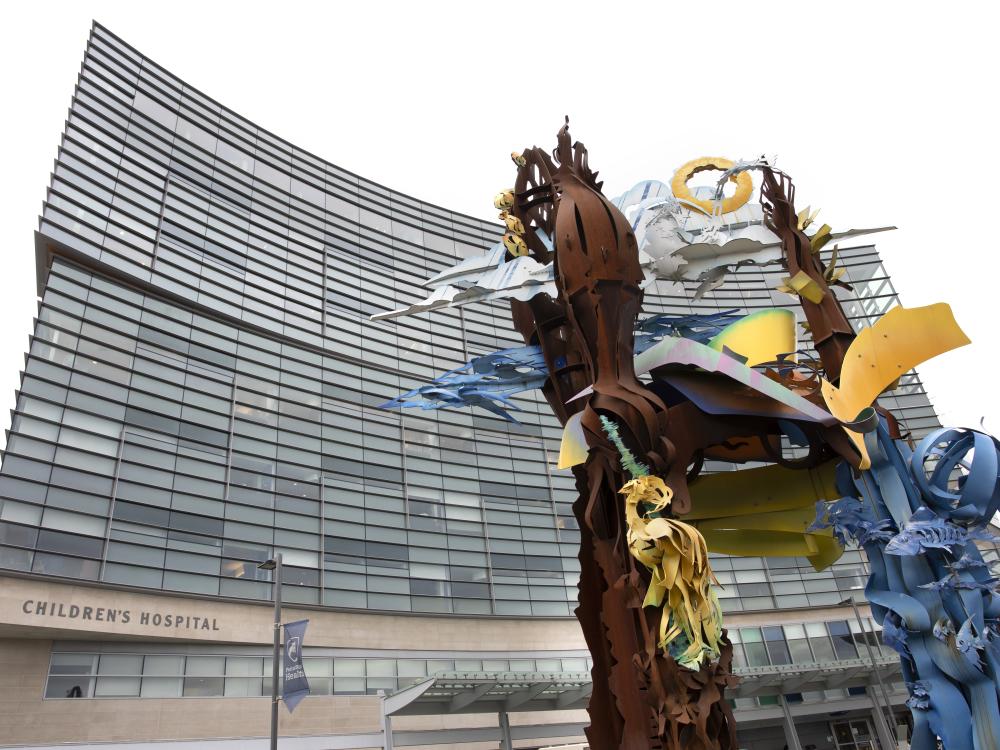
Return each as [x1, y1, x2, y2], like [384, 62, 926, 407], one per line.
[258, 553, 283, 750]
[841, 596, 896, 748]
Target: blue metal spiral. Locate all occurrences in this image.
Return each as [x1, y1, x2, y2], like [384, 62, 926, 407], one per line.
[814, 423, 1000, 750]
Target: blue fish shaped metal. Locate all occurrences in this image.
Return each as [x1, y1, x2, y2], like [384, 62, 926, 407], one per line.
[919, 573, 961, 593]
[855, 519, 896, 546]
[951, 553, 992, 572]
[920, 574, 999, 594]
[955, 616, 986, 668]
[905, 680, 931, 710]
[884, 507, 998, 556]
[933, 617, 955, 643]
[381, 345, 549, 423]
[882, 612, 910, 656]
[809, 497, 896, 547]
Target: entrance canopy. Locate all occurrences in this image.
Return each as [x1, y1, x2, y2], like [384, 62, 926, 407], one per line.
[384, 670, 593, 716]
[731, 654, 900, 698]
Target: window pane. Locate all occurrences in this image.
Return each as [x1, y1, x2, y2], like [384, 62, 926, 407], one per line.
[46, 676, 93, 698]
[334, 677, 364, 694]
[810, 635, 836, 662]
[143, 655, 183, 675]
[183, 675, 224, 696]
[743, 642, 769, 667]
[788, 639, 814, 664]
[50, 653, 97, 675]
[183, 655, 225, 695]
[828, 621, 859, 660]
[98, 654, 141, 674]
[365, 659, 394, 677]
[186, 656, 224, 676]
[333, 659, 363, 677]
[397, 660, 426, 678]
[224, 677, 263, 697]
[95, 676, 140, 697]
[303, 657, 331, 676]
[140, 676, 182, 697]
[226, 657, 263, 677]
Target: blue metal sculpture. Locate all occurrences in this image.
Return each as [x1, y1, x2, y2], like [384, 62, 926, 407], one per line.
[383, 312, 748, 421]
[812, 424, 1000, 750]
[379, 344, 548, 424]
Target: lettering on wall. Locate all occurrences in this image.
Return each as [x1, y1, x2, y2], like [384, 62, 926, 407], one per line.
[19, 600, 221, 631]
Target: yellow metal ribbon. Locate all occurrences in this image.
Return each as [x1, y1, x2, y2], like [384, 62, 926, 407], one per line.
[821, 302, 970, 469]
[621, 476, 723, 670]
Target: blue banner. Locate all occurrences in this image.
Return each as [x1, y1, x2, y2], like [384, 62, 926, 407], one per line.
[282, 619, 310, 713]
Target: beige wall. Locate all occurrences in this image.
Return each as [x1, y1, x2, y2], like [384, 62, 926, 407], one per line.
[0, 574, 865, 747]
[0, 575, 590, 746]
[0, 637, 384, 744]
[0, 638, 586, 747]
[0, 575, 587, 651]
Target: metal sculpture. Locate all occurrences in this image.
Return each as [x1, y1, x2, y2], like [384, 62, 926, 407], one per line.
[376, 124, 1000, 750]
[758, 165, 1000, 750]
[503, 122, 740, 750]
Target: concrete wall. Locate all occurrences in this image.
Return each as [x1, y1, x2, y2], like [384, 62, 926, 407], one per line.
[0, 575, 593, 747]
[0, 574, 874, 747]
[0, 638, 381, 744]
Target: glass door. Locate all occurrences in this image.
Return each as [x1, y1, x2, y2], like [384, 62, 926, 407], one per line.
[831, 718, 878, 750]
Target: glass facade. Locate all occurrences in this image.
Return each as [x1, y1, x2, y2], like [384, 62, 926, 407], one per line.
[0, 23, 953, 625]
[44, 647, 594, 699]
[44, 615, 907, 713]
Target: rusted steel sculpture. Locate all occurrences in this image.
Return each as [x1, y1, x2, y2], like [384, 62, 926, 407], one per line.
[505, 121, 737, 750]
[759, 167, 856, 384]
[379, 125, 999, 750]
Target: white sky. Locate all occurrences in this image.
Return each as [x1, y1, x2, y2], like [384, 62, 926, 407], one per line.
[1, 2, 998, 448]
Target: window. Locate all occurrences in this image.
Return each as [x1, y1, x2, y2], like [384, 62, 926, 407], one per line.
[95, 654, 141, 697]
[304, 658, 332, 695]
[828, 621, 860, 660]
[783, 624, 814, 663]
[141, 655, 183, 697]
[46, 653, 97, 698]
[739, 628, 768, 667]
[225, 656, 264, 697]
[762, 626, 791, 665]
[183, 655, 224, 696]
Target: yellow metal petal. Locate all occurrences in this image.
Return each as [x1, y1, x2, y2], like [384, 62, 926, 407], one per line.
[810, 223, 833, 253]
[685, 462, 846, 569]
[686, 462, 838, 520]
[557, 411, 588, 469]
[784, 270, 827, 303]
[796, 205, 811, 231]
[493, 189, 514, 210]
[502, 232, 529, 257]
[708, 308, 797, 366]
[821, 303, 971, 469]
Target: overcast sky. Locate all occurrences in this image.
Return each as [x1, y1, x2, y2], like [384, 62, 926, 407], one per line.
[1, 2, 997, 447]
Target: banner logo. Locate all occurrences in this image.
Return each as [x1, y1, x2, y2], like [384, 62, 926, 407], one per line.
[281, 619, 310, 713]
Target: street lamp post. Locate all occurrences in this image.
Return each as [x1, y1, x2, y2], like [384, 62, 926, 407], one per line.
[841, 596, 896, 748]
[259, 553, 283, 750]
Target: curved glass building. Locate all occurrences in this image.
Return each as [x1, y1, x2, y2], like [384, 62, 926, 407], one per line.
[0, 21, 982, 750]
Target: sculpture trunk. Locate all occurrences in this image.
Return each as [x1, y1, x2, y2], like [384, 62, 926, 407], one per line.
[509, 124, 736, 750]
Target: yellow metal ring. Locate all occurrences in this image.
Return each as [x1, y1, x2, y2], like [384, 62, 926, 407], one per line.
[670, 157, 753, 216]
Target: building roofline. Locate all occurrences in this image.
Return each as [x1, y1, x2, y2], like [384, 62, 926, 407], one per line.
[88, 20, 501, 231]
